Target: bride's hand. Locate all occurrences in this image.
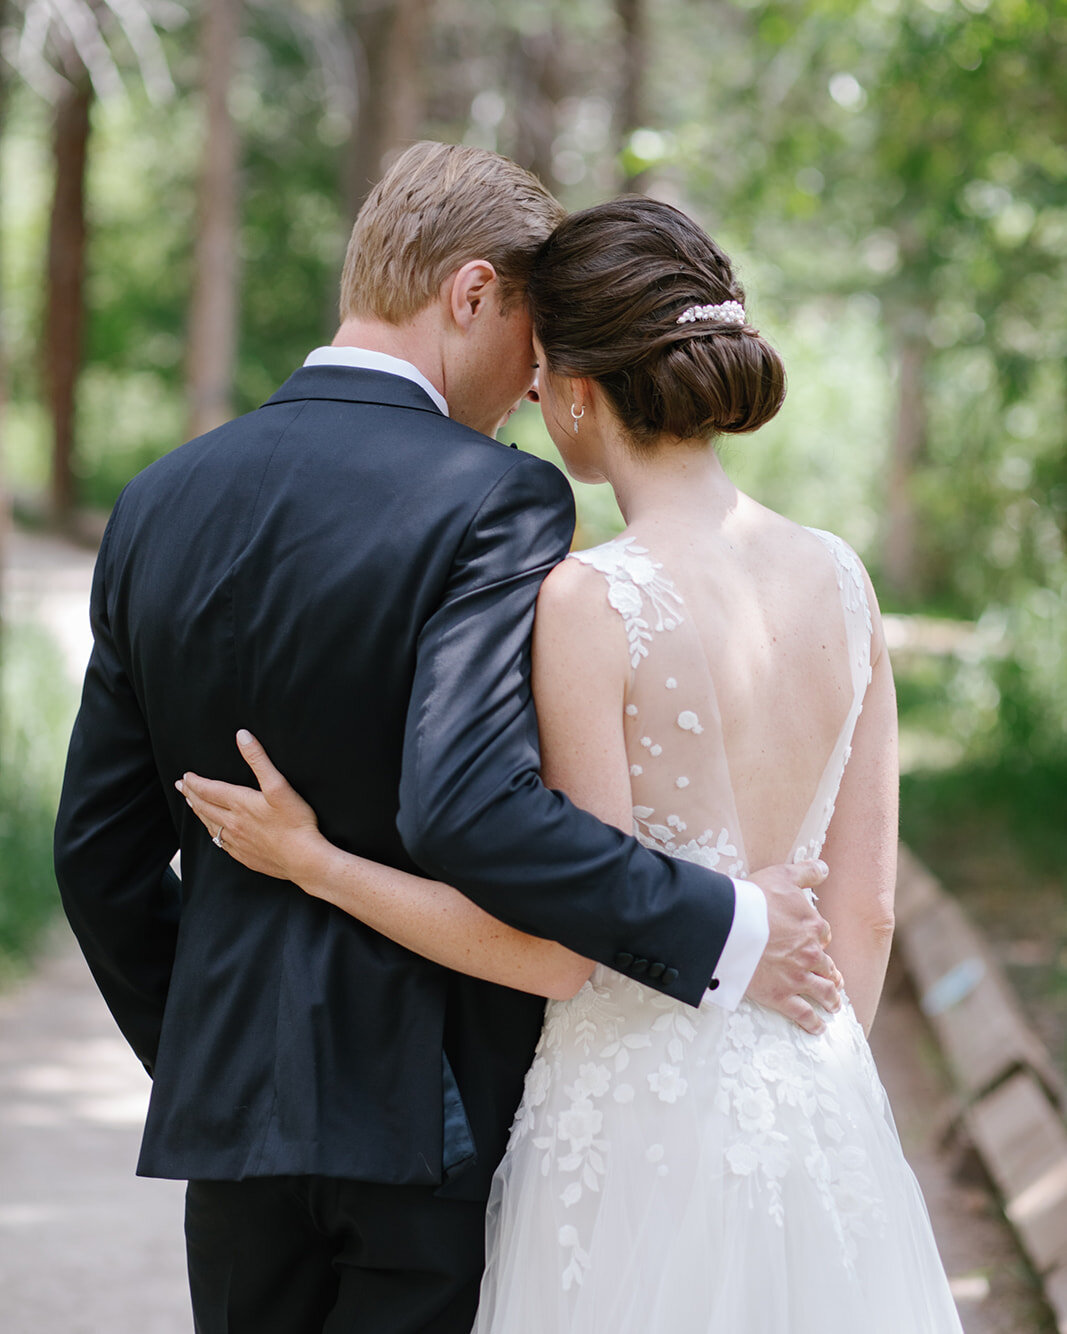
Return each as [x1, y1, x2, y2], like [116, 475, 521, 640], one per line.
[177, 730, 322, 882]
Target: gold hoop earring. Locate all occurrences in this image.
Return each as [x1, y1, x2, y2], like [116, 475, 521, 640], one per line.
[570, 404, 585, 434]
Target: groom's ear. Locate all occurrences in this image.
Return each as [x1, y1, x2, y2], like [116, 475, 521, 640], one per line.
[448, 260, 499, 331]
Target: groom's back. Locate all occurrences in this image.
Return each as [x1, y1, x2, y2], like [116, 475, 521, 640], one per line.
[84, 366, 558, 1189]
[122, 376, 466, 864]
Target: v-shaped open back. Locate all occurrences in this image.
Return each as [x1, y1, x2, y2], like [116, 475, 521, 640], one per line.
[569, 527, 873, 881]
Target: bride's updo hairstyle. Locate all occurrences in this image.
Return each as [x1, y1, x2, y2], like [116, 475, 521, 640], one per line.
[528, 197, 785, 444]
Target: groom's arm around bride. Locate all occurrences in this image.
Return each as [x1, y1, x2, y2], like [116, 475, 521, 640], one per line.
[391, 437, 834, 1022]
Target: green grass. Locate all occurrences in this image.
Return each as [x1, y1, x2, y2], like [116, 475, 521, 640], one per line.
[900, 755, 1067, 1075]
[900, 756, 1067, 881]
[0, 622, 77, 984]
[895, 639, 1067, 1076]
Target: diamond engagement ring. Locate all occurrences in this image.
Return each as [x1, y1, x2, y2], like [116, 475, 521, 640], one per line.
[212, 827, 225, 849]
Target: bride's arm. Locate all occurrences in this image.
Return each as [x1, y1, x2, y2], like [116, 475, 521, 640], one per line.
[527, 557, 634, 837]
[178, 563, 632, 1003]
[179, 729, 593, 1001]
[816, 572, 899, 1034]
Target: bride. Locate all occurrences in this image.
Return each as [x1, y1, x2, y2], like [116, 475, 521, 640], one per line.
[179, 197, 963, 1331]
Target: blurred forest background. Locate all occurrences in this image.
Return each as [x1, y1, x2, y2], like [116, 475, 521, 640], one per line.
[0, 0, 1064, 1051]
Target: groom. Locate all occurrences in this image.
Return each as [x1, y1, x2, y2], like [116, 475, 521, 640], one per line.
[55, 142, 838, 1334]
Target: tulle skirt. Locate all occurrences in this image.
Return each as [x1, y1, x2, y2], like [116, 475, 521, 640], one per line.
[472, 968, 963, 1333]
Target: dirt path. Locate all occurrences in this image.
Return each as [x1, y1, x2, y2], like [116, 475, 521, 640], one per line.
[2, 526, 191, 1331]
[1, 523, 1054, 1332]
[3, 526, 99, 684]
[0, 932, 190, 1333]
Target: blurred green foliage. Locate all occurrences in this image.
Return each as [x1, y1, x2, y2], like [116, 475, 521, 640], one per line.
[0, 625, 76, 979]
[4, 1, 1063, 603]
[5, 0, 1062, 597]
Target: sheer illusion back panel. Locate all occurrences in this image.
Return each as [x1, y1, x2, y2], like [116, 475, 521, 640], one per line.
[570, 525, 873, 879]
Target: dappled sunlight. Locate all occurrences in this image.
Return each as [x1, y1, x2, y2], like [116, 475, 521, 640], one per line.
[5, 1036, 151, 1130]
[948, 1272, 992, 1307]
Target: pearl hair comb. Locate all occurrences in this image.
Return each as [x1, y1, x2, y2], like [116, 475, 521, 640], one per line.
[675, 300, 746, 326]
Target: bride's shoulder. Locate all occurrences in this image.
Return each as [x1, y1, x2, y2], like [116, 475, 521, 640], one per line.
[743, 500, 885, 641]
[532, 542, 634, 682]
[544, 533, 674, 620]
[537, 538, 630, 621]
[787, 519, 886, 653]
[751, 500, 869, 582]
[536, 533, 651, 635]
[799, 523, 877, 597]
[799, 522, 863, 565]
[566, 533, 675, 596]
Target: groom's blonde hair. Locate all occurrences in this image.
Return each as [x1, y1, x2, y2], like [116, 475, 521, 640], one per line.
[339, 142, 564, 324]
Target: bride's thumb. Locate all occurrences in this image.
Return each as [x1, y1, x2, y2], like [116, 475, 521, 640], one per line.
[236, 729, 274, 788]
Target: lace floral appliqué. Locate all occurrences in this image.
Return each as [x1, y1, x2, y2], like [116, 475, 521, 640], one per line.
[570, 537, 684, 669]
[713, 999, 889, 1267]
[634, 810, 746, 880]
[509, 968, 702, 1291]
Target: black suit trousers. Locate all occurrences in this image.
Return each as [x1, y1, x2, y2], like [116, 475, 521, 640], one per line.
[185, 1176, 487, 1334]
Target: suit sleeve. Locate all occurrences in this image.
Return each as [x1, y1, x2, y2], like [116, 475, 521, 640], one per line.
[397, 454, 737, 1008]
[53, 514, 181, 1074]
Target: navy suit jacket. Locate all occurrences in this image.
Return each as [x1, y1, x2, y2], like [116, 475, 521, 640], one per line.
[54, 366, 736, 1199]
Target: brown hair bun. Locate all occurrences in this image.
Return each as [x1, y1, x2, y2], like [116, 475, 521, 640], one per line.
[529, 197, 786, 443]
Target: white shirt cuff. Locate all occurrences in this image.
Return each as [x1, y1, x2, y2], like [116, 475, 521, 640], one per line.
[703, 878, 769, 1010]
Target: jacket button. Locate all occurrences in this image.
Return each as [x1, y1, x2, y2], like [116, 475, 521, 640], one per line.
[663, 967, 679, 985]
[630, 957, 650, 977]
[647, 961, 666, 980]
[708, 977, 721, 991]
[614, 952, 635, 971]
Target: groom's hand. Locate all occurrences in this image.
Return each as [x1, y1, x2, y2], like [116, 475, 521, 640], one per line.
[746, 861, 842, 1035]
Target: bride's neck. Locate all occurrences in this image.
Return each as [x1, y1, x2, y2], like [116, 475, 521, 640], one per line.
[602, 431, 740, 530]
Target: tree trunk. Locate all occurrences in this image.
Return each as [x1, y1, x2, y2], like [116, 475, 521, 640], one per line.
[884, 330, 929, 602]
[186, 0, 242, 439]
[44, 73, 93, 530]
[615, 0, 649, 193]
[0, 0, 10, 661]
[343, 0, 429, 221]
[507, 24, 564, 189]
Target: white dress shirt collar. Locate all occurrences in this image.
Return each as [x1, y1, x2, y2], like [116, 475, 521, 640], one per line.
[303, 346, 449, 417]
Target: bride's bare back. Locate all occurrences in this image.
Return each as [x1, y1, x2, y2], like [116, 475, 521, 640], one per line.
[532, 485, 896, 1031]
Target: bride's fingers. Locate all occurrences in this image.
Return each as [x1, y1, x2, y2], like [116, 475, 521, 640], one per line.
[237, 733, 319, 830]
[177, 771, 241, 811]
[235, 730, 285, 798]
[177, 783, 229, 837]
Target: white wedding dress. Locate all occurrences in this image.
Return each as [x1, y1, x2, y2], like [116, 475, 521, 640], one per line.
[472, 529, 963, 1334]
